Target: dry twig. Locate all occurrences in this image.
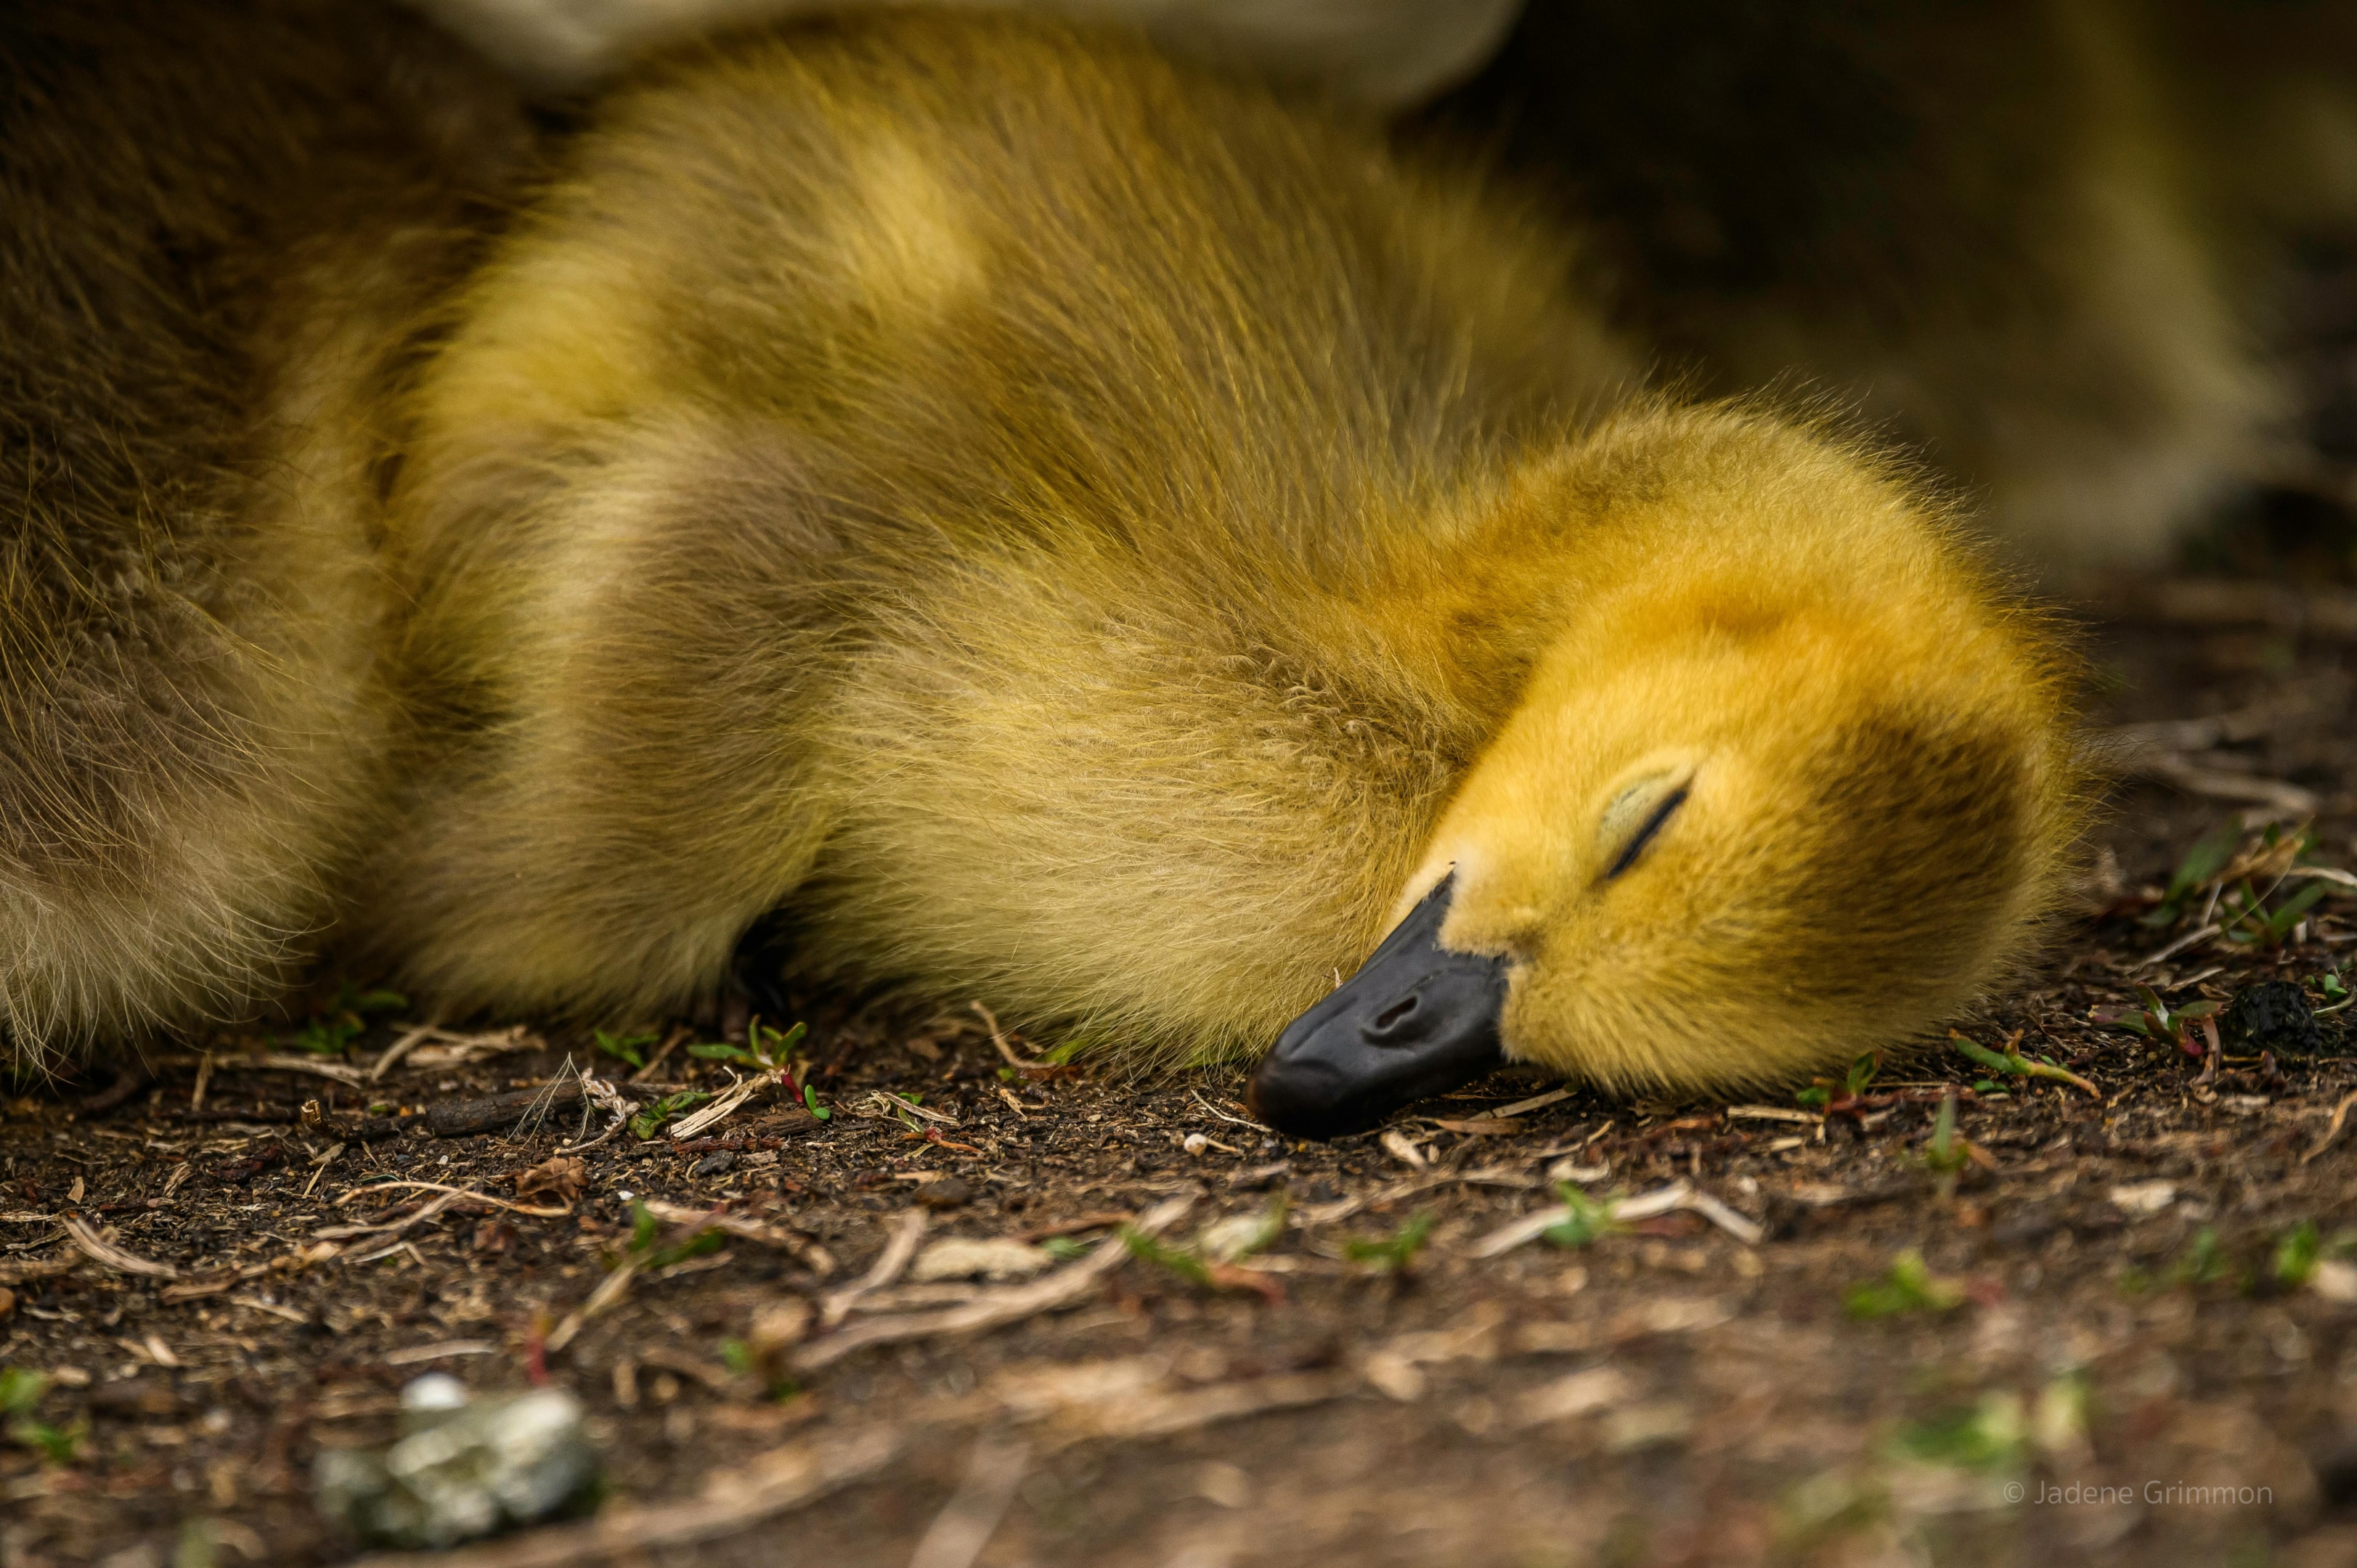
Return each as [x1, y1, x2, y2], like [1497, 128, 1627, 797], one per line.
[2305, 1090, 2357, 1166]
[61, 1217, 177, 1280]
[638, 1199, 837, 1276]
[820, 1209, 929, 1327]
[796, 1196, 1194, 1370]
[906, 1437, 1031, 1568]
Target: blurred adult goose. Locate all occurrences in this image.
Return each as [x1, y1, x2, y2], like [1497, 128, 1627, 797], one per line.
[3, 4, 2088, 1135]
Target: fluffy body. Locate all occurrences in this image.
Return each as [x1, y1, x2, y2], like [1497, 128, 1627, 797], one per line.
[0, 2, 526, 1047]
[4, 5, 2087, 1094]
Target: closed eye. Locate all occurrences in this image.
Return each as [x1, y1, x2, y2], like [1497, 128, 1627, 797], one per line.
[1605, 785, 1689, 880]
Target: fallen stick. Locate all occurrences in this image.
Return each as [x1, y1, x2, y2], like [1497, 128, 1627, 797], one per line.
[545, 1261, 638, 1355]
[0, 1255, 78, 1288]
[794, 1196, 1194, 1371]
[61, 1216, 177, 1280]
[1293, 1164, 1543, 1228]
[1467, 1180, 1739, 1258]
[2305, 1089, 2357, 1166]
[818, 1209, 928, 1328]
[907, 1437, 1031, 1568]
[154, 1052, 374, 1088]
[328, 1180, 574, 1215]
[158, 1244, 341, 1302]
[420, 1081, 586, 1138]
[78, 1061, 156, 1117]
[666, 1074, 766, 1140]
[638, 1199, 837, 1276]
[1039, 1368, 1357, 1448]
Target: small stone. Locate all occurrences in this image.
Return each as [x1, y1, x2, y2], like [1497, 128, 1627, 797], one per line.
[1181, 1132, 1210, 1156]
[913, 1178, 971, 1209]
[2109, 1180, 2177, 1216]
[748, 1299, 814, 1352]
[1519, 1365, 1632, 1425]
[317, 1387, 598, 1549]
[1195, 1212, 1276, 1262]
[1601, 1400, 1693, 1453]
[2223, 980, 2321, 1056]
[690, 1151, 736, 1178]
[400, 1373, 469, 1416]
[2313, 1259, 2357, 1304]
[1194, 1461, 1253, 1510]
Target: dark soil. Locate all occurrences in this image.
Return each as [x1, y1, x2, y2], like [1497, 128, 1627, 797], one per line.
[4, 587, 2357, 1568]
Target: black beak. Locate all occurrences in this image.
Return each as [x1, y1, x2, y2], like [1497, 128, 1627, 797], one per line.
[1247, 873, 1508, 1140]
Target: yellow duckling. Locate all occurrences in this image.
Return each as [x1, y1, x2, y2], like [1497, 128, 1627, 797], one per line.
[5, 6, 2088, 1135]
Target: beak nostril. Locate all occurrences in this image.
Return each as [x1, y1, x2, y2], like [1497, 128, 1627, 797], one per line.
[1256, 875, 1507, 1139]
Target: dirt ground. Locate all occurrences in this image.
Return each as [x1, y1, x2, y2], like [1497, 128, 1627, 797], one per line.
[0, 576, 2353, 1568]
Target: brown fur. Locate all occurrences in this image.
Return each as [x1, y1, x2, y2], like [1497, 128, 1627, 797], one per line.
[0, 1, 527, 1050]
[4, 6, 2088, 1094]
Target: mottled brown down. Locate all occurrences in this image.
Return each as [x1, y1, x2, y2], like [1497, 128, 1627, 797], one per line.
[1, 5, 2088, 1093]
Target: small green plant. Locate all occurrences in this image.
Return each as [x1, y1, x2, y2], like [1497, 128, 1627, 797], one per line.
[1197, 1193, 1290, 1263]
[689, 1019, 807, 1071]
[2168, 1228, 2238, 1289]
[2263, 1226, 2357, 1282]
[285, 981, 407, 1056]
[627, 1090, 712, 1141]
[1, 1368, 86, 1466]
[1844, 1249, 1966, 1319]
[2273, 1221, 2322, 1289]
[2088, 987, 2220, 1064]
[2220, 878, 2329, 951]
[593, 1028, 657, 1071]
[993, 1032, 1089, 1082]
[1796, 1051, 1880, 1111]
[1121, 1227, 1213, 1287]
[1950, 1030, 2100, 1095]
[717, 1337, 800, 1402]
[1921, 1093, 1974, 1200]
[1344, 1212, 1435, 1273]
[685, 1020, 831, 1119]
[2313, 964, 2353, 1016]
[1889, 1392, 2027, 1472]
[621, 1201, 724, 1272]
[1544, 1183, 1622, 1249]
[1120, 1215, 1282, 1301]
[0, 1367, 41, 1413]
[2142, 819, 2245, 928]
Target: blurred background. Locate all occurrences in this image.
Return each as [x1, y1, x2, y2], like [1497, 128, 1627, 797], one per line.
[415, 0, 2357, 583]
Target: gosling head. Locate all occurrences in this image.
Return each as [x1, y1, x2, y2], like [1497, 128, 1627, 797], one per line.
[1251, 430, 2088, 1138]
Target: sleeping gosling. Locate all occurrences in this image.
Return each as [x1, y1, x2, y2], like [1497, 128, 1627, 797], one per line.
[3, 6, 2089, 1135]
